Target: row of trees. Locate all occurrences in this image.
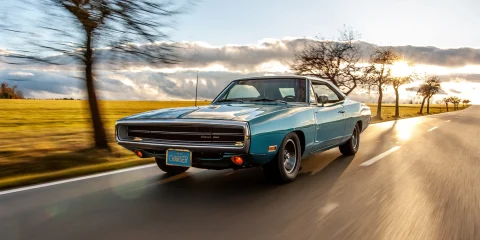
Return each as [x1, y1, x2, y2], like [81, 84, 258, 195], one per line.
[291, 28, 460, 119]
[0, 82, 25, 99]
[439, 97, 471, 111]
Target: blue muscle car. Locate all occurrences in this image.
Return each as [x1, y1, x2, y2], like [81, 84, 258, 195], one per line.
[116, 76, 371, 183]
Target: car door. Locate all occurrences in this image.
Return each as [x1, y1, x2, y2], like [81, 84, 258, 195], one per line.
[311, 81, 347, 151]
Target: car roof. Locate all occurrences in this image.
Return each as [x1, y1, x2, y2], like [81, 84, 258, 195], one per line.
[233, 75, 330, 82]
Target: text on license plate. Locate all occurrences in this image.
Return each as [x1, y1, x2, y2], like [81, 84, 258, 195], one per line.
[166, 149, 191, 167]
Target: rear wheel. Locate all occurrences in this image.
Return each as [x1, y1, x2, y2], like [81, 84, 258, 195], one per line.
[155, 157, 189, 175]
[339, 124, 360, 156]
[263, 132, 302, 184]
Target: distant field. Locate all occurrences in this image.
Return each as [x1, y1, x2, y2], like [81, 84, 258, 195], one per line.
[0, 100, 210, 188]
[0, 99, 468, 189]
[365, 103, 457, 123]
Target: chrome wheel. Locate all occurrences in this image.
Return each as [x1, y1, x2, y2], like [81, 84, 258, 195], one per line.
[283, 139, 297, 174]
[352, 127, 359, 149]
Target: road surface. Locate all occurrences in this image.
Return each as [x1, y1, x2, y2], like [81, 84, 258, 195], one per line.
[1, 106, 479, 240]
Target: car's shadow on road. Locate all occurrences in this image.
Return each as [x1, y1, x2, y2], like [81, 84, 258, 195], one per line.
[141, 150, 356, 208]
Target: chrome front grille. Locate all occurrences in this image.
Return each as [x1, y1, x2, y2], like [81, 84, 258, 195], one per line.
[116, 121, 247, 147]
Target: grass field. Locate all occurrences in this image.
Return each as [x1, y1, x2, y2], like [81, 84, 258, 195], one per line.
[0, 99, 468, 189]
[367, 104, 461, 123]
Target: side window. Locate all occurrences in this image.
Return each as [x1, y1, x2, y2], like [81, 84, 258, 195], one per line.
[312, 83, 341, 102]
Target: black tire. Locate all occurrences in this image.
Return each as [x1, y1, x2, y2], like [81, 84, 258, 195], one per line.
[155, 157, 189, 175]
[263, 132, 302, 184]
[339, 123, 360, 156]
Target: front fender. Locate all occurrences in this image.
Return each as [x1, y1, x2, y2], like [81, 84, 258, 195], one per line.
[342, 100, 372, 141]
[248, 106, 316, 165]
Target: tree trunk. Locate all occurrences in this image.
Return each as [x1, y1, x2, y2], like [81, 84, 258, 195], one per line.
[85, 31, 109, 150]
[419, 97, 426, 114]
[394, 87, 400, 118]
[426, 96, 431, 114]
[445, 103, 449, 112]
[376, 83, 383, 119]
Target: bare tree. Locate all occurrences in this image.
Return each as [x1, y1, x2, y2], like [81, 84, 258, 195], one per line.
[291, 27, 367, 95]
[365, 47, 400, 119]
[417, 76, 441, 114]
[1, 0, 185, 149]
[450, 96, 461, 110]
[462, 99, 471, 107]
[388, 75, 413, 118]
[442, 97, 451, 112]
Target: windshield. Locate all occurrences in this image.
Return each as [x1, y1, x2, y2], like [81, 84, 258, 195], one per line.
[214, 78, 307, 103]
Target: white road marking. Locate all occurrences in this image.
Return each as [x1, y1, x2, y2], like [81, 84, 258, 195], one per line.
[428, 126, 438, 132]
[447, 120, 451, 122]
[359, 146, 402, 167]
[0, 164, 156, 196]
[319, 202, 340, 215]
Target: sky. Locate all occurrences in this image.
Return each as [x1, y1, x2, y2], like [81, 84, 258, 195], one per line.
[174, 0, 480, 48]
[1, 0, 480, 103]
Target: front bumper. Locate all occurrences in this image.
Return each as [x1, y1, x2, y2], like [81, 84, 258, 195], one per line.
[117, 140, 249, 154]
[150, 152, 256, 170]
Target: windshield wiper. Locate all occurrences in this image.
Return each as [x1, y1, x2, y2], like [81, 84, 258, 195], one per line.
[216, 99, 244, 103]
[249, 98, 287, 104]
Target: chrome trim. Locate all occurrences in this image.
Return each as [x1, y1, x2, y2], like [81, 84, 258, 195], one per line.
[212, 81, 235, 103]
[116, 118, 248, 126]
[115, 119, 251, 153]
[117, 141, 249, 153]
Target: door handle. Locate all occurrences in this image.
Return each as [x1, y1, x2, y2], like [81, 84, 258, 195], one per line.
[338, 110, 345, 114]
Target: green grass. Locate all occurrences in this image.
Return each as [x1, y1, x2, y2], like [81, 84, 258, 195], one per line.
[0, 99, 468, 190]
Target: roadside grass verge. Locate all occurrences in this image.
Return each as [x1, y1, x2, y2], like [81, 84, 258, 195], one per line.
[0, 100, 470, 190]
[366, 104, 469, 123]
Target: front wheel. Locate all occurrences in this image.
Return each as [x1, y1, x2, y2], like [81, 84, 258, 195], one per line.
[339, 124, 360, 156]
[155, 157, 189, 175]
[263, 132, 302, 184]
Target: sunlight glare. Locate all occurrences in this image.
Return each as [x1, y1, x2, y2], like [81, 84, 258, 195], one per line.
[391, 61, 414, 77]
[394, 117, 420, 141]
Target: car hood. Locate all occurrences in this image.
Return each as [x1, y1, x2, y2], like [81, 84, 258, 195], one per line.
[121, 103, 294, 122]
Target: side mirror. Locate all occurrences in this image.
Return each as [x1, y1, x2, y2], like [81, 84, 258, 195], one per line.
[317, 94, 329, 106]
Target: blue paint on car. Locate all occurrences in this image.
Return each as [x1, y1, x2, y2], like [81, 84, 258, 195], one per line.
[116, 75, 371, 182]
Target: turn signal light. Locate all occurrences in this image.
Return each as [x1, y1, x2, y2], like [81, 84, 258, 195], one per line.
[231, 156, 244, 165]
[268, 145, 277, 152]
[133, 150, 143, 158]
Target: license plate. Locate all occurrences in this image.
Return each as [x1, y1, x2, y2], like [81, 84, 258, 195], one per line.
[166, 149, 191, 167]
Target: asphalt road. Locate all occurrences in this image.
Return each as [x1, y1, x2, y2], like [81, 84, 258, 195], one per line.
[1, 106, 479, 240]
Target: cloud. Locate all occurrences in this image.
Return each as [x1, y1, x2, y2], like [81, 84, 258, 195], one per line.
[2, 39, 480, 103]
[0, 69, 83, 98]
[5, 38, 480, 70]
[8, 71, 34, 76]
[92, 39, 480, 69]
[449, 89, 462, 94]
